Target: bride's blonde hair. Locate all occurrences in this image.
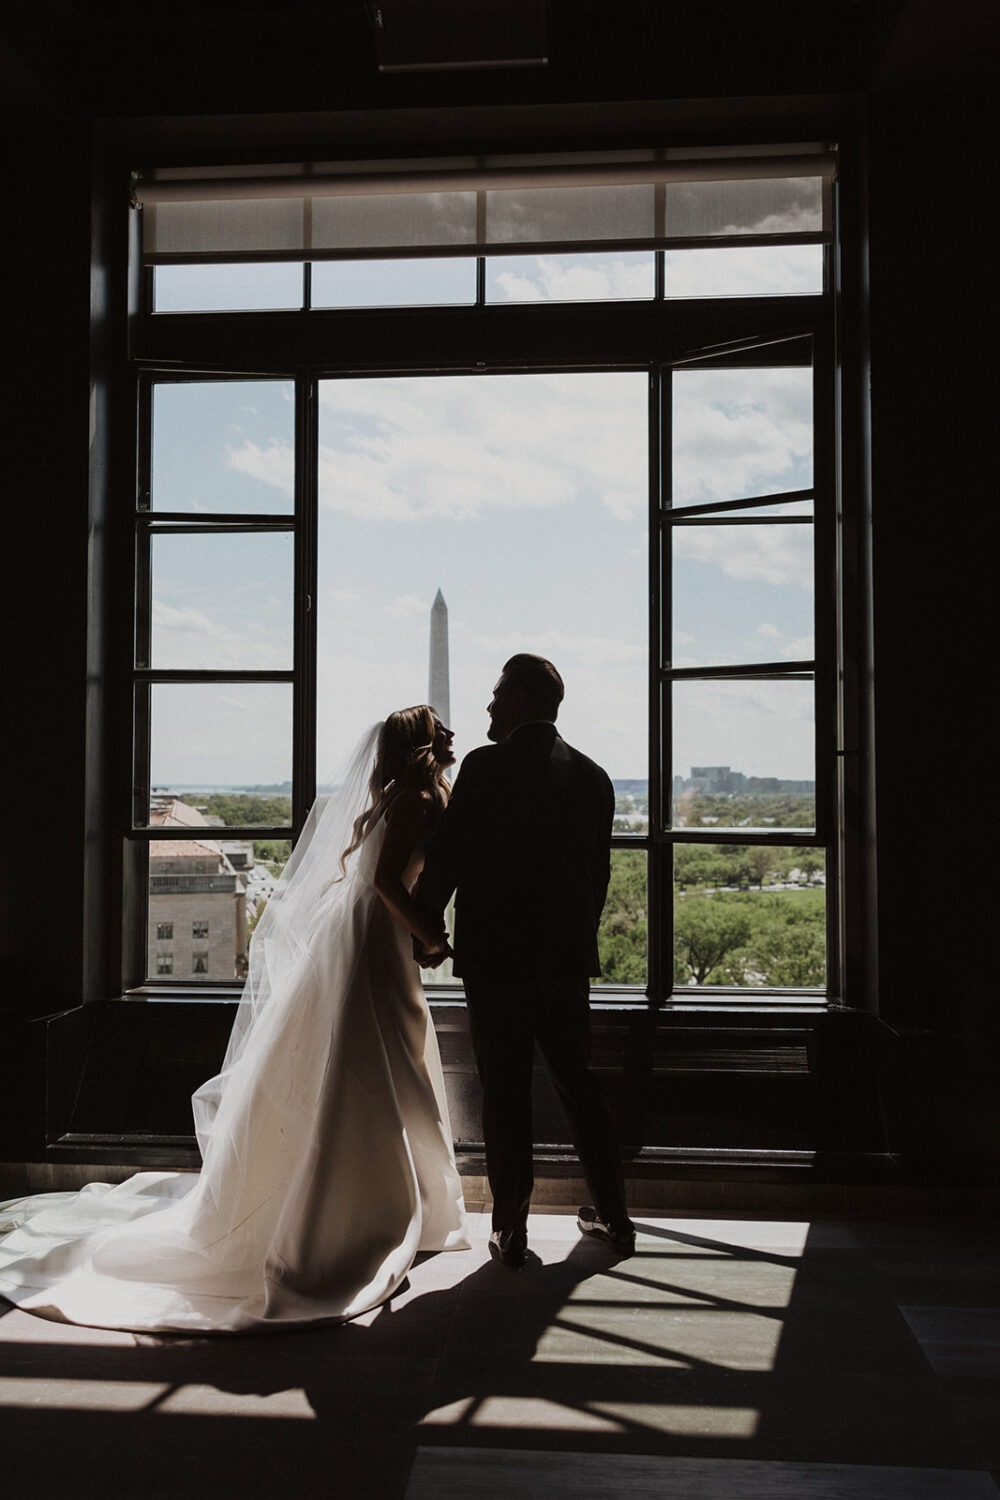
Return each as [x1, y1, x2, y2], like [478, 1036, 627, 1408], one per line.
[338, 706, 449, 874]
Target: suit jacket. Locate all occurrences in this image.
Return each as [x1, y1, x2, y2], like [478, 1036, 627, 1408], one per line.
[416, 721, 614, 980]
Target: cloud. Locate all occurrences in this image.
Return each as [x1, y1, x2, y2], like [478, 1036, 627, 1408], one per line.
[315, 373, 647, 523]
[665, 244, 822, 299]
[222, 368, 811, 532]
[672, 367, 812, 506]
[225, 439, 295, 498]
[757, 622, 782, 638]
[388, 593, 430, 618]
[151, 597, 291, 670]
[781, 634, 815, 660]
[673, 519, 812, 588]
[491, 255, 654, 304]
[462, 624, 645, 670]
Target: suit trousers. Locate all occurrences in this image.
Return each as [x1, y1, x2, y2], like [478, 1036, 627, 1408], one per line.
[463, 974, 629, 1235]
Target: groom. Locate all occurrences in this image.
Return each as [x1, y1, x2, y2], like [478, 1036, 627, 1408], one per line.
[415, 653, 635, 1268]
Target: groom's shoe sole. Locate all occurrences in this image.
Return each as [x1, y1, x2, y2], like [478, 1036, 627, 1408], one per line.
[489, 1230, 527, 1270]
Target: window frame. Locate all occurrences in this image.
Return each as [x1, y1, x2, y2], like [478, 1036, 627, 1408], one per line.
[121, 150, 848, 1011]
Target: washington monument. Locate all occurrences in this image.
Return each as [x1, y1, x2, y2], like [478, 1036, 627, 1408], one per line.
[429, 588, 450, 727]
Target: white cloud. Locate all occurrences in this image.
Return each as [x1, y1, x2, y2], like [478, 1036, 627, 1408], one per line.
[673, 519, 812, 588]
[493, 256, 654, 304]
[225, 439, 295, 498]
[781, 635, 815, 660]
[665, 244, 822, 299]
[463, 625, 645, 670]
[757, 622, 782, 638]
[315, 374, 647, 523]
[152, 599, 219, 636]
[388, 593, 430, 619]
[151, 597, 290, 671]
[672, 368, 812, 507]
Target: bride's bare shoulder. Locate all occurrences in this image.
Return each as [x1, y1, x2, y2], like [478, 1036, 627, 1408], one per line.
[383, 785, 435, 824]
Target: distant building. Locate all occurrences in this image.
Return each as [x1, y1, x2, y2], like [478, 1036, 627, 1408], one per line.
[147, 797, 250, 980]
[679, 767, 816, 797]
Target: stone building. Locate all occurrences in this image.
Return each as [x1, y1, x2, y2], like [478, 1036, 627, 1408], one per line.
[147, 799, 249, 981]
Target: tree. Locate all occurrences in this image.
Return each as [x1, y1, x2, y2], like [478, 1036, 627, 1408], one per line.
[792, 847, 825, 884]
[674, 896, 752, 984]
[746, 845, 776, 889]
[195, 793, 292, 828]
[597, 851, 647, 984]
[746, 893, 826, 985]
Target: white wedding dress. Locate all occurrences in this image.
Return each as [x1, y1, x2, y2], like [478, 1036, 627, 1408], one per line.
[0, 726, 468, 1333]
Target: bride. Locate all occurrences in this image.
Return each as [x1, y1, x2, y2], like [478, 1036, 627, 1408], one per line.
[0, 708, 469, 1333]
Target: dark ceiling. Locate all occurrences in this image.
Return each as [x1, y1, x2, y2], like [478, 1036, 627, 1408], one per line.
[1, 0, 995, 125]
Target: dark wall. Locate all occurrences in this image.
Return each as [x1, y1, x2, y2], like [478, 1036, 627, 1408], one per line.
[866, 88, 997, 1175]
[1, 124, 93, 1151]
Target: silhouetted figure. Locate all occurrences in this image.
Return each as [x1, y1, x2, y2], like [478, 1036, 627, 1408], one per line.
[416, 654, 634, 1268]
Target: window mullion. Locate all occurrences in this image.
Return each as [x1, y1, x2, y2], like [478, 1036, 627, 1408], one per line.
[812, 308, 842, 998]
[650, 366, 669, 1004]
[293, 374, 318, 834]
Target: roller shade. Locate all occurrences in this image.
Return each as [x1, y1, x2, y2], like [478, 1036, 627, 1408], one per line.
[135, 151, 836, 263]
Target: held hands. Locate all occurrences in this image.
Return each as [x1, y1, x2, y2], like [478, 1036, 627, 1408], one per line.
[412, 933, 453, 969]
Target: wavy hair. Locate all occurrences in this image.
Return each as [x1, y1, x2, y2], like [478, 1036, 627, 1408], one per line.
[338, 705, 449, 874]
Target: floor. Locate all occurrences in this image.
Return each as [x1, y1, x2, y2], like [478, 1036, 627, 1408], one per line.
[2, 1202, 998, 1499]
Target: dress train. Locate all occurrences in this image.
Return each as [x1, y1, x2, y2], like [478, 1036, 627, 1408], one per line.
[0, 805, 468, 1333]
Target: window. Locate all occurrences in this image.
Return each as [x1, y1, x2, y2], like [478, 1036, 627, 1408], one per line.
[125, 146, 846, 1004]
[157, 954, 173, 975]
[156, 922, 173, 941]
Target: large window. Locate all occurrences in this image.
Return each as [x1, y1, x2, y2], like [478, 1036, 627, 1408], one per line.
[125, 146, 842, 1004]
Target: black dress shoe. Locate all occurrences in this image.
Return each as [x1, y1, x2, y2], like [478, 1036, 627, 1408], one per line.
[489, 1228, 527, 1269]
[577, 1206, 636, 1257]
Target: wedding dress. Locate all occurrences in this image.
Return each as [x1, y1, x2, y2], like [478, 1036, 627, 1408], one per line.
[0, 725, 468, 1333]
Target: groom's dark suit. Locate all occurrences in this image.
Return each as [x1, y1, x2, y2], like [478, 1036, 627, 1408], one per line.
[416, 720, 629, 1237]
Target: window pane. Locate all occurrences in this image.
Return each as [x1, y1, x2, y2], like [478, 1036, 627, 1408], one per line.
[150, 380, 295, 514]
[675, 845, 826, 989]
[311, 191, 476, 249]
[671, 365, 813, 506]
[596, 849, 647, 987]
[672, 517, 814, 670]
[486, 183, 654, 243]
[146, 683, 293, 815]
[486, 252, 655, 303]
[664, 177, 823, 238]
[665, 244, 823, 298]
[149, 531, 294, 669]
[311, 257, 476, 308]
[153, 263, 304, 312]
[146, 196, 306, 257]
[671, 678, 815, 832]
[316, 372, 648, 790]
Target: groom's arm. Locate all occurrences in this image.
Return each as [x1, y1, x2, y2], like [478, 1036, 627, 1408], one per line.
[416, 747, 494, 920]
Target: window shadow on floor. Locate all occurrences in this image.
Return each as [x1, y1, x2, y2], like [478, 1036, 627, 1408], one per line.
[1, 1217, 994, 1499]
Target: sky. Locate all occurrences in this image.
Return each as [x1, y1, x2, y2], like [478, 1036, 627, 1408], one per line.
[147, 246, 819, 792]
